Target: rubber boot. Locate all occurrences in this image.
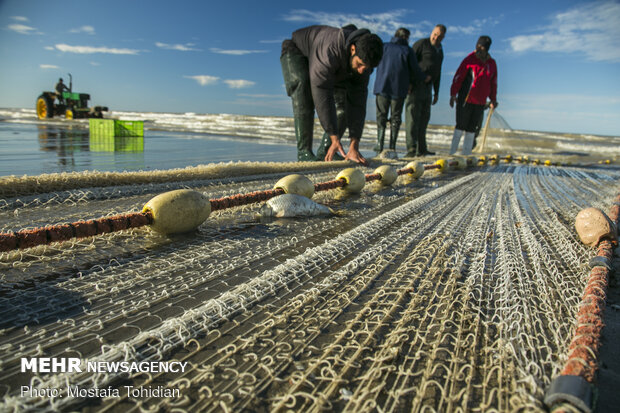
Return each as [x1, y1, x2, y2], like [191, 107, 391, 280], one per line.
[462, 132, 475, 155]
[389, 124, 400, 150]
[374, 127, 385, 153]
[281, 49, 317, 161]
[450, 129, 464, 155]
[295, 115, 317, 161]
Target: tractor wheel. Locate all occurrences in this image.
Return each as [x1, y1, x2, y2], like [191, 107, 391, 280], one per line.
[36, 95, 53, 119]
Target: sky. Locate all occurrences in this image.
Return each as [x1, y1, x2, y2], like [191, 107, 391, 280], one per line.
[0, 0, 619, 136]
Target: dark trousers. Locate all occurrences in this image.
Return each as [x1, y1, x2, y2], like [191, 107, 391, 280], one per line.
[455, 101, 485, 133]
[281, 40, 348, 160]
[405, 82, 432, 154]
[376, 95, 405, 131]
[281, 41, 316, 157]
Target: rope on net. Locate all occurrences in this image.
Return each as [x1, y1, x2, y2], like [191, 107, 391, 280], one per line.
[0, 161, 355, 198]
[0, 158, 468, 252]
[545, 193, 620, 413]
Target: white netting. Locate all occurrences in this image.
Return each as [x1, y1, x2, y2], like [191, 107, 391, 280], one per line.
[1, 163, 618, 412]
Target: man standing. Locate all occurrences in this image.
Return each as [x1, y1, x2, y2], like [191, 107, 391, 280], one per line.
[372, 28, 429, 154]
[280, 25, 383, 164]
[449, 35, 498, 155]
[404, 24, 446, 157]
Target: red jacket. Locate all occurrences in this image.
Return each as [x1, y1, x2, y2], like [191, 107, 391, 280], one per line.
[450, 51, 497, 105]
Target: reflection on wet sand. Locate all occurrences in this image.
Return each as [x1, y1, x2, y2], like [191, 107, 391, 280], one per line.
[35, 124, 146, 173]
[37, 124, 89, 168]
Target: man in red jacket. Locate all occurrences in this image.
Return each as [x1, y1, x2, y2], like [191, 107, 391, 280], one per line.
[449, 36, 498, 155]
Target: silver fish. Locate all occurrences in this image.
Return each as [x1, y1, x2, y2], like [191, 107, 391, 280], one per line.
[260, 194, 333, 218]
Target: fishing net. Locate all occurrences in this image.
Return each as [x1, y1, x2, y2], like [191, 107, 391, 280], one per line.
[1, 162, 619, 412]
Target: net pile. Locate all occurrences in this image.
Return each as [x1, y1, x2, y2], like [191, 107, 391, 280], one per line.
[1, 163, 618, 412]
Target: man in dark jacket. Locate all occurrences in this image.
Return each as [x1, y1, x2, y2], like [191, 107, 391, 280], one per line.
[281, 25, 383, 164]
[372, 28, 429, 154]
[55, 78, 70, 104]
[404, 24, 446, 157]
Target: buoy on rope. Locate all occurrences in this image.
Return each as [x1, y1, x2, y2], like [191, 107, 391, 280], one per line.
[373, 165, 398, 186]
[404, 161, 425, 179]
[478, 155, 487, 166]
[575, 207, 618, 247]
[273, 174, 315, 199]
[447, 158, 459, 171]
[336, 168, 366, 193]
[454, 157, 467, 170]
[503, 154, 513, 163]
[435, 159, 448, 173]
[143, 189, 211, 234]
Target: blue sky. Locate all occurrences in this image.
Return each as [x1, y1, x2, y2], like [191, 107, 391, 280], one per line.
[1, 0, 619, 136]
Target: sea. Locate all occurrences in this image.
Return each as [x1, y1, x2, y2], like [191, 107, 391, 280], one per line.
[0, 107, 618, 178]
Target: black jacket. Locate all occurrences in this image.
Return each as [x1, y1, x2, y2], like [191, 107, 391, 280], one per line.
[412, 38, 444, 97]
[291, 25, 372, 138]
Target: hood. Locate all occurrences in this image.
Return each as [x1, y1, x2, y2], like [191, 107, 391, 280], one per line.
[344, 25, 371, 49]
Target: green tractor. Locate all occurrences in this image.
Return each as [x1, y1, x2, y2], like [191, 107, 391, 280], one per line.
[36, 74, 108, 120]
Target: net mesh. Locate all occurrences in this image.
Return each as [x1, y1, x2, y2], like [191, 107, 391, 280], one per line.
[1, 163, 619, 412]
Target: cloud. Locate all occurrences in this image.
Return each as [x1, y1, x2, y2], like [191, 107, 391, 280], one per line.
[7, 23, 38, 35]
[210, 48, 268, 55]
[185, 75, 220, 86]
[11, 16, 29, 22]
[156, 42, 201, 51]
[70, 25, 95, 35]
[508, 1, 620, 62]
[40, 64, 59, 69]
[54, 44, 140, 55]
[184, 76, 255, 89]
[282, 9, 427, 38]
[448, 17, 501, 36]
[224, 80, 255, 89]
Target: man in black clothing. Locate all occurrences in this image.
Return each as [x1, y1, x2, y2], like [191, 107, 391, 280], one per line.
[404, 24, 446, 157]
[280, 25, 383, 164]
[372, 28, 428, 154]
[55, 78, 70, 104]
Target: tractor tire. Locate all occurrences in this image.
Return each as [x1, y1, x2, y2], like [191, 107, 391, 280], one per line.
[36, 95, 53, 119]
